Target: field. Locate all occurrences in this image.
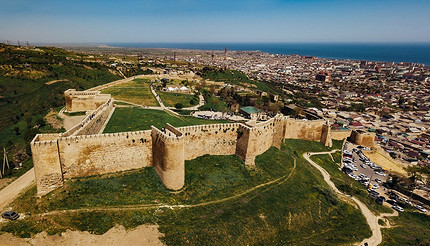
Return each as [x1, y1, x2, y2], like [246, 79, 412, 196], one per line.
[3, 139, 371, 245]
[103, 107, 231, 133]
[157, 91, 195, 108]
[101, 78, 159, 106]
[381, 211, 430, 245]
[310, 153, 393, 215]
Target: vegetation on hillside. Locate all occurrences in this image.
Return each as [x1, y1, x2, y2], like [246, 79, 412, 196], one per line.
[3, 139, 373, 245]
[198, 89, 230, 112]
[0, 44, 121, 177]
[197, 67, 278, 94]
[381, 211, 430, 245]
[310, 153, 393, 215]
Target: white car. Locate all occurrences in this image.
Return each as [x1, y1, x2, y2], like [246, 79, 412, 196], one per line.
[392, 205, 404, 212]
[399, 197, 411, 204]
[372, 183, 379, 189]
[414, 205, 427, 213]
[360, 164, 367, 169]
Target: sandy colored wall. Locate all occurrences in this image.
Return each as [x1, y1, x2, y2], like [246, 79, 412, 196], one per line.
[331, 130, 352, 140]
[31, 137, 63, 197]
[284, 118, 325, 141]
[75, 102, 113, 135]
[58, 131, 152, 179]
[351, 130, 375, 148]
[179, 123, 241, 160]
[32, 112, 334, 196]
[65, 89, 111, 112]
[151, 126, 185, 190]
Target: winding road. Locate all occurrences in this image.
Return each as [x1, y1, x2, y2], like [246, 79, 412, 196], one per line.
[304, 151, 397, 246]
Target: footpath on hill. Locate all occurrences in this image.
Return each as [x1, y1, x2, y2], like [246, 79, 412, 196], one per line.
[0, 168, 34, 211]
[304, 151, 398, 246]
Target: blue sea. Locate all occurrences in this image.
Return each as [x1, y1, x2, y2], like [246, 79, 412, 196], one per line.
[107, 42, 430, 66]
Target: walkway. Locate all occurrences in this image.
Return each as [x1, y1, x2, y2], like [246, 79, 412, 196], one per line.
[0, 168, 35, 210]
[58, 107, 86, 131]
[182, 94, 205, 111]
[149, 85, 166, 109]
[304, 151, 397, 246]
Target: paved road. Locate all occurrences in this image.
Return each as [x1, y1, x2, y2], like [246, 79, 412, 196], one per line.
[304, 151, 397, 246]
[0, 168, 35, 211]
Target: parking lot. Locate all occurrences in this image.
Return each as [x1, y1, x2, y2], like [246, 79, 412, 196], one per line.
[341, 142, 428, 214]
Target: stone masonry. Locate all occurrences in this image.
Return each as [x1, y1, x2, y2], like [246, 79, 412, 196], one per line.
[31, 90, 334, 197]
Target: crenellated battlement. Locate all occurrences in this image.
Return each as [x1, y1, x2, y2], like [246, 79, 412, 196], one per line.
[32, 89, 338, 197]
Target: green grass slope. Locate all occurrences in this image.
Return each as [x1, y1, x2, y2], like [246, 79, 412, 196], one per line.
[4, 139, 371, 245]
[103, 107, 230, 133]
[381, 211, 430, 246]
[310, 154, 393, 215]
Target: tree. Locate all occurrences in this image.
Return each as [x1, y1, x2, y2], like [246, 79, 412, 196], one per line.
[14, 127, 20, 135]
[175, 103, 184, 109]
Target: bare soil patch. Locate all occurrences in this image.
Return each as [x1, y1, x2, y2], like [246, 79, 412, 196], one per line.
[45, 109, 63, 129]
[364, 150, 407, 176]
[0, 224, 163, 246]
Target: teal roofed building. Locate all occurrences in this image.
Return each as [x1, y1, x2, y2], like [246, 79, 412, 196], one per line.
[240, 106, 267, 120]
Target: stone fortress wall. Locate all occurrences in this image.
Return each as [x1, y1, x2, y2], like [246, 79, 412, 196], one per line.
[64, 89, 111, 113]
[31, 90, 338, 197]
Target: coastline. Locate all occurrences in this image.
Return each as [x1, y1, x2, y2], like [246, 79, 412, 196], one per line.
[103, 42, 430, 66]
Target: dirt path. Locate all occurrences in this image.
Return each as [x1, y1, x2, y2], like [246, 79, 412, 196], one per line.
[0, 168, 35, 210]
[45, 79, 69, 85]
[304, 151, 398, 246]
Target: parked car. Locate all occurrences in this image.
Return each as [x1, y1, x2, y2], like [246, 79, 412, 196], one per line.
[360, 164, 367, 169]
[376, 196, 386, 205]
[392, 205, 404, 212]
[372, 183, 379, 189]
[375, 178, 382, 183]
[1, 211, 19, 220]
[414, 204, 427, 213]
[399, 197, 411, 204]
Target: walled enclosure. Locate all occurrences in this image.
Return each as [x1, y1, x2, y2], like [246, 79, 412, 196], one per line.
[32, 90, 334, 197]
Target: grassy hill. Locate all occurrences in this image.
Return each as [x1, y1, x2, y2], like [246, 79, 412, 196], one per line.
[0, 44, 121, 177]
[3, 139, 373, 245]
[197, 67, 278, 94]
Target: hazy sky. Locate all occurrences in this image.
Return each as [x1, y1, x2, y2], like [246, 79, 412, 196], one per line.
[1, 0, 429, 43]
